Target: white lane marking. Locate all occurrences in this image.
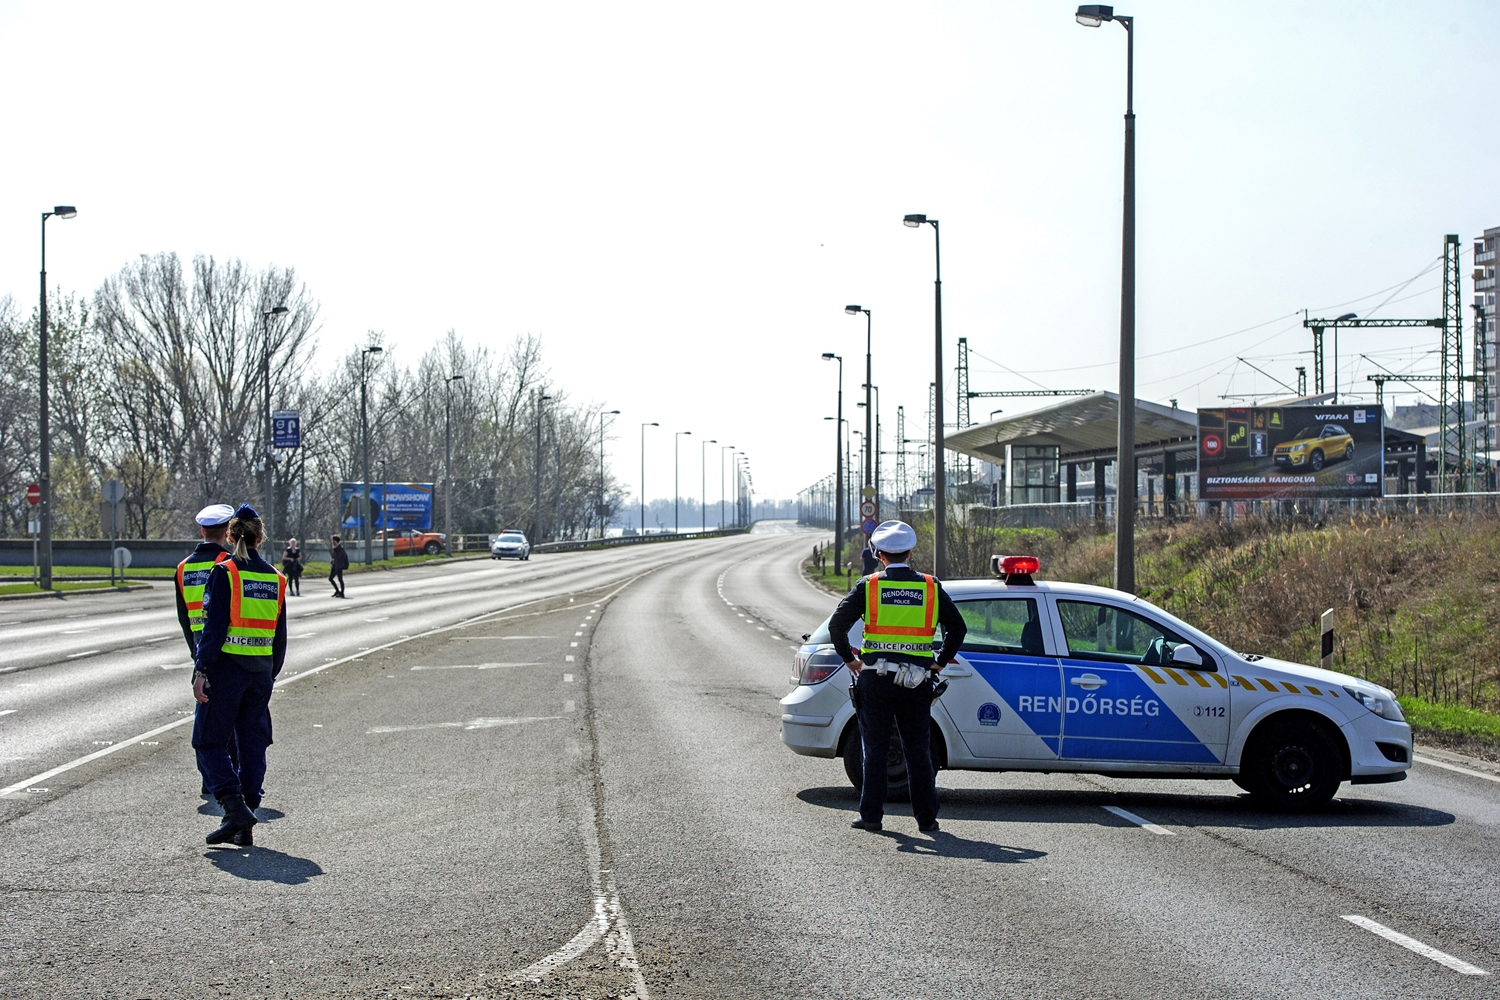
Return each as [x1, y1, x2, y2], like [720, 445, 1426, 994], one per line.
[61, 629, 96, 634]
[1341, 915, 1488, 975]
[1101, 805, 1175, 835]
[146, 635, 173, 643]
[575, 631, 584, 636]
[0, 709, 16, 717]
[0, 715, 195, 796]
[500, 635, 555, 639]
[564, 673, 574, 683]
[564, 700, 575, 713]
[159, 663, 193, 670]
[364, 617, 390, 622]
[292, 632, 318, 638]
[0, 573, 648, 800]
[570, 642, 578, 647]
[566, 655, 575, 662]
[66, 650, 101, 659]
[367, 716, 562, 734]
[409, 663, 542, 671]
[1415, 754, 1500, 784]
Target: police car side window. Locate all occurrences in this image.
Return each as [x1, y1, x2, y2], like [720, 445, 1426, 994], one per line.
[1056, 600, 1185, 664]
[954, 599, 1042, 655]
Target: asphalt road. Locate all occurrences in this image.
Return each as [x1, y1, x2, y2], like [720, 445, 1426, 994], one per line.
[1, 523, 1497, 999]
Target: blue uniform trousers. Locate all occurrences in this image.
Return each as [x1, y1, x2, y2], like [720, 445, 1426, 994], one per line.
[857, 669, 939, 827]
[191, 665, 273, 803]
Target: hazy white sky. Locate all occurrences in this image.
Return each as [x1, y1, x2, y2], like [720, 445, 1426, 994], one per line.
[3, 1, 1497, 503]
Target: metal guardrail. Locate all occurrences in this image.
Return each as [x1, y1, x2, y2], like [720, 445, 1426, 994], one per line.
[531, 527, 750, 553]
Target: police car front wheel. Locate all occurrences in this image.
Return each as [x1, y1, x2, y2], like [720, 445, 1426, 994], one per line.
[1240, 717, 1344, 811]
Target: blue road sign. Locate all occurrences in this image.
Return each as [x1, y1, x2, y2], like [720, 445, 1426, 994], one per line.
[273, 410, 301, 449]
[861, 517, 878, 534]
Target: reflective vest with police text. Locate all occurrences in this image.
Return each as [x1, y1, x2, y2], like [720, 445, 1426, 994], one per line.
[862, 573, 937, 659]
[177, 549, 231, 634]
[221, 560, 286, 656]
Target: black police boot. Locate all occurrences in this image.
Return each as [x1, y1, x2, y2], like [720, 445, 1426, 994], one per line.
[206, 793, 257, 845]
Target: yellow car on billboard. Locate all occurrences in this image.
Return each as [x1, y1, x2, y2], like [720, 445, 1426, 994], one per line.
[1273, 423, 1354, 472]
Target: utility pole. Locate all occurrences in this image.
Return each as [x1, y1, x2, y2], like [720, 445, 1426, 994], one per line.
[1441, 234, 1465, 491]
[895, 405, 907, 510]
[957, 337, 972, 500]
[533, 391, 551, 540]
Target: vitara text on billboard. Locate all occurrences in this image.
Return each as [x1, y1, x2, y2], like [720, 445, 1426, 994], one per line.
[1197, 405, 1384, 500]
[339, 482, 435, 531]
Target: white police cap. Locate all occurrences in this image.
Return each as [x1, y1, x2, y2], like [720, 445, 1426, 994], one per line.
[870, 519, 917, 553]
[195, 503, 235, 527]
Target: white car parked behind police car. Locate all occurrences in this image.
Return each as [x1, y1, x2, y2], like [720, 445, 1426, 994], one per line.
[780, 556, 1411, 811]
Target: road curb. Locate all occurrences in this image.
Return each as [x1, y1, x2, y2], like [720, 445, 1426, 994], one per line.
[0, 583, 154, 602]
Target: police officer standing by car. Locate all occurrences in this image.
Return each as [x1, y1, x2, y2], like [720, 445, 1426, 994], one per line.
[828, 520, 966, 833]
[193, 504, 288, 847]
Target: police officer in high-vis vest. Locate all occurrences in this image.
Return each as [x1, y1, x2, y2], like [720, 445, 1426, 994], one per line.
[828, 520, 966, 833]
[193, 504, 287, 846]
[176, 503, 238, 794]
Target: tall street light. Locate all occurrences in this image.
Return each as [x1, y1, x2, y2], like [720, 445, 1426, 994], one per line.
[1076, 3, 1137, 593]
[845, 306, 873, 499]
[533, 391, 552, 541]
[903, 213, 945, 576]
[261, 305, 290, 553]
[674, 431, 692, 533]
[38, 205, 77, 591]
[700, 437, 716, 531]
[599, 409, 620, 538]
[360, 345, 384, 565]
[444, 373, 465, 541]
[378, 457, 390, 561]
[640, 422, 658, 534]
[720, 445, 734, 529]
[822, 353, 844, 569]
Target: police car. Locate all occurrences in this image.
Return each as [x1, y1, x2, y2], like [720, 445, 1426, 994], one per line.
[780, 556, 1412, 811]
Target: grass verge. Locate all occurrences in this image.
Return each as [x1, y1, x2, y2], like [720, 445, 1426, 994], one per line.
[0, 581, 146, 596]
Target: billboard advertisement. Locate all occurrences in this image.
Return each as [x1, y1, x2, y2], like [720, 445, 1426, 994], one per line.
[340, 482, 434, 531]
[1197, 405, 1384, 500]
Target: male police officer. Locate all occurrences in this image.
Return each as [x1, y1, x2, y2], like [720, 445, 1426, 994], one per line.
[828, 520, 966, 833]
[175, 504, 235, 655]
[175, 504, 237, 795]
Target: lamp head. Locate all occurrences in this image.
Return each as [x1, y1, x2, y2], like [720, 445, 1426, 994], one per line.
[845, 305, 861, 315]
[707, 438, 717, 444]
[449, 373, 465, 382]
[364, 345, 384, 355]
[1076, 4, 1112, 26]
[54, 206, 78, 219]
[266, 305, 289, 317]
[606, 409, 620, 414]
[1335, 312, 1358, 322]
[648, 421, 659, 427]
[903, 214, 926, 228]
[821, 352, 839, 361]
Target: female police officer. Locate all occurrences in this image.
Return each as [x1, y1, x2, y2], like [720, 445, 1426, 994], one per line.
[192, 504, 287, 846]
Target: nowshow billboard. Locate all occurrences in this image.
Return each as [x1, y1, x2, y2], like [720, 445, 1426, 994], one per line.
[1197, 405, 1384, 500]
[340, 482, 434, 531]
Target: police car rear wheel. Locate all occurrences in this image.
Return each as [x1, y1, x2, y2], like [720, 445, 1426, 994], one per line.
[1243, 719, 1342, 811]
[841, 732, 911, 800]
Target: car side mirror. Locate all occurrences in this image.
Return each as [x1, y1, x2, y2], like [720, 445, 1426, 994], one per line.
[1171, 644, 1209, 670]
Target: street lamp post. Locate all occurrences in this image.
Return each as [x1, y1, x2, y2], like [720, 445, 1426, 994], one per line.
[261, 305, 289, 554]
[443, 374, 465, 543]
[38, 205, 77, 591]
[359, 345, 384, 566]
[533, 392, 552, 542]
[640, 422, 658, 534]
[822, 353, 844, 568]
[903, 214, 945, 576]
[378, 458, 389, 561]
[599, 409, 620, 538]
[845, 306, 873, 500]
[1075, 3, 1136, 593]
[720, 445, 734, 529]
[700, 438, 716, 531]
[674, 431, 691, 533]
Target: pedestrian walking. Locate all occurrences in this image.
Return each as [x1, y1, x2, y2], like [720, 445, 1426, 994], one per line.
[282, 537, 303, 596]
[827, 520, 966, 834]
[328, 534, 349, 598]
[192, 504, 287, 846]
[175, 503, 239, 796]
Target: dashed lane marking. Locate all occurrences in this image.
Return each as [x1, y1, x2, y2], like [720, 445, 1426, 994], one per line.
[367, 716, 563, 734]
[564, 674, 574, 683]
[0, 575, 648, 799]
[0, 709, 16, 717]
[146, 636, 173, 643]
[66, 650, 101, 659]
[1415, 754, 1500, 784]
[1101, 805, 1175, 835]
[1341, 915, 1488, 975]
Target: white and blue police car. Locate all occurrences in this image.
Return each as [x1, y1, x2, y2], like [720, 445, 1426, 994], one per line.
[780, 556, 1412, 811]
